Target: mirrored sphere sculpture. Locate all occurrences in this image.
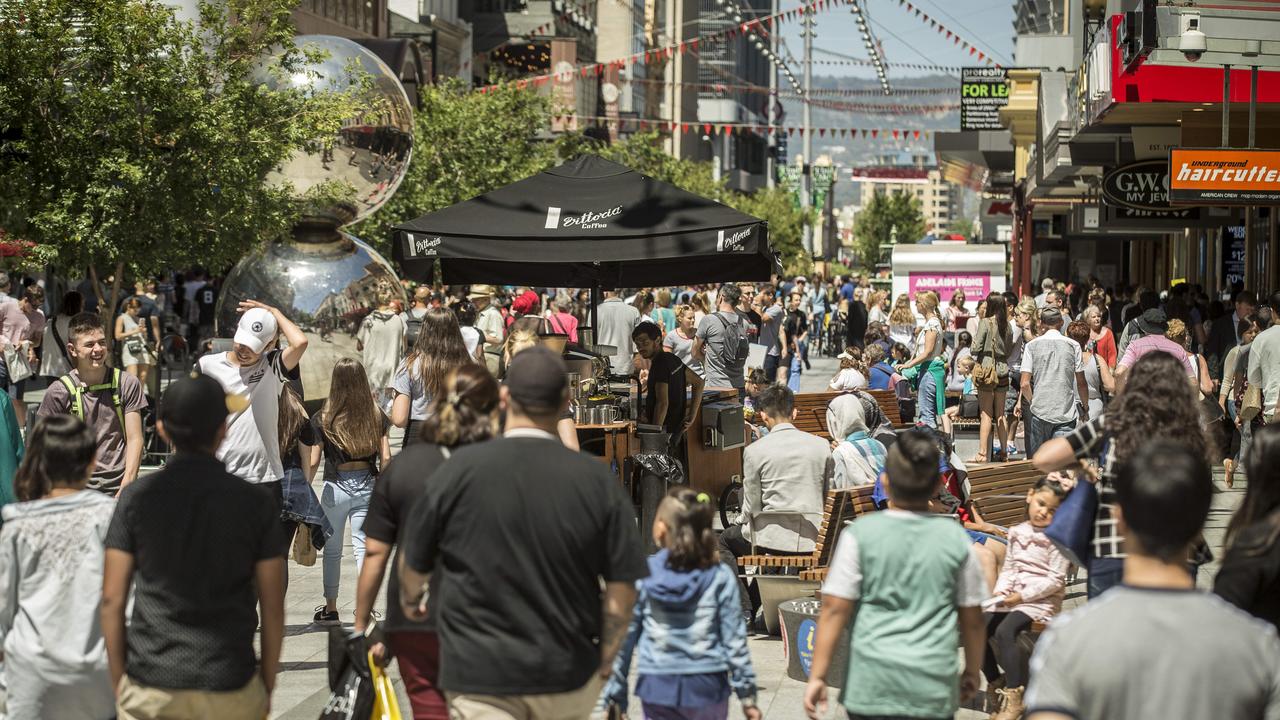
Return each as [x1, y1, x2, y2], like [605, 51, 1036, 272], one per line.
[258, 35, 414, 225]
[216, 232, 405, 402]
[217, 35, 412, 402]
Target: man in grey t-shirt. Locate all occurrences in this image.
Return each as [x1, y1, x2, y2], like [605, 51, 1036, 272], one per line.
[693, 283, 748, 392]
[756, 289, 785, 382]
[596, 291, 641, 376]
[1025, 442, 1280, 720]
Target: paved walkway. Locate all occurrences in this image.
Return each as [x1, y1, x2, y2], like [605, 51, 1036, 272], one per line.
[263, 354, 1244, 719]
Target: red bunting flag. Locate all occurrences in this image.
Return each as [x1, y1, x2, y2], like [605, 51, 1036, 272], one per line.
[913, 130, 921, 140]
[970, 47, 977, 55]
[871, 129, 878, 138]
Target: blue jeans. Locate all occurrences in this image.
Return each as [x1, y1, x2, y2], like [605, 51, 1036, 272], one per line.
[320, 469, 374, 601]
[917, 370, 939, 428]
[1025, 413, 1076, 458]
[787, 352, 803, 391]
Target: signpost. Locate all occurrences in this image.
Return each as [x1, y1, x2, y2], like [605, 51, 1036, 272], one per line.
[960, 67, 1009, 131]
[1169, 148, 1280, 205]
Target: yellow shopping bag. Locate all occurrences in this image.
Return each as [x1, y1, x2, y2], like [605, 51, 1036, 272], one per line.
[368, 650, 403, 720]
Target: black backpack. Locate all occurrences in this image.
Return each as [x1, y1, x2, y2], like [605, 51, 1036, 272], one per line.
[713, 312, 750, 365]
[404, 310, 425, 348]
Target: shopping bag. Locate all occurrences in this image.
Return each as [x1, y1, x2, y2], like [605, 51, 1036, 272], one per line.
[291, 522, 317, 567]
[369, 650, 403, 720]
[319, 628, 374, 720]
[1043, 475, 1099, 567]
[3, 343, 32, 384]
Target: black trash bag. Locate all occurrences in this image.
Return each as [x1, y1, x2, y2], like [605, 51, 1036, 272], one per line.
[320, 627, 374, 720]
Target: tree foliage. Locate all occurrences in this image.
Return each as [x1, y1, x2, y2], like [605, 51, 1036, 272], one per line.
[852, 191, 926, 271]
[0, 0, 367, 279]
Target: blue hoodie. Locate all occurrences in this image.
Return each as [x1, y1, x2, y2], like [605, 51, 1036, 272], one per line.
[604, 550, 757, 709]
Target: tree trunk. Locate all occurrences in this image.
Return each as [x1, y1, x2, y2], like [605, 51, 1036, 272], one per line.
[89, 262, 125, 352]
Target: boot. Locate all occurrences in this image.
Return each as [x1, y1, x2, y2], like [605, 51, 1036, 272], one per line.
[990, 686, 1025, 720]
[983, 676, 1006, 713]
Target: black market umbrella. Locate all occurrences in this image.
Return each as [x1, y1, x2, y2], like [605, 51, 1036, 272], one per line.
[391, 155, 777, 291]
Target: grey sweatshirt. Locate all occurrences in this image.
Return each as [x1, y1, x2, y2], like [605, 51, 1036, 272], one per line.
[0, 489, 116, 720]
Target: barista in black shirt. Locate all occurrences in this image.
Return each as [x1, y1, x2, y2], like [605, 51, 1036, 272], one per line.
[633, 323, 704, 437]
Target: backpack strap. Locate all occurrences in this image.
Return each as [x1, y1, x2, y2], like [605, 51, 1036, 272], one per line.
[58, 374, 84, 419]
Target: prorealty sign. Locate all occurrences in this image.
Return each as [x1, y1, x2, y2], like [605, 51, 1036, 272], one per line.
[960, 67, 1009, 131]
[1170, 148, 1280, 205]
[1102, 160, 1173, 212]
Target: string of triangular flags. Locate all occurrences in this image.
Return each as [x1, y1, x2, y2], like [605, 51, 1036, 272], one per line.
[809, 59, 963, 72]
[894, 0, 1001, 67]
[621, 77, 957, 97]
[550, 114, 933, 141]
[476, 0, 857, 94]
[807, 98, 960, 114]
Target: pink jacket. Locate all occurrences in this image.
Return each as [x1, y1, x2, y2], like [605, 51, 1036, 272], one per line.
[992, 522, 1071, 622]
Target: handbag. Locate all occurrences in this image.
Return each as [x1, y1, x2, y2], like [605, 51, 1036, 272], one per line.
[3, 343, 32, 384]
[1044, 439, 1107, 567]
[1241, 384, 1264, 422]
[1044, 474, 1099, 568]
[320, 629, 375, 720]
[369, 649, 404, 720]
[971, 320, 1000, 389]
[959, 393, 980, 419]
[291, 522, 317, 567]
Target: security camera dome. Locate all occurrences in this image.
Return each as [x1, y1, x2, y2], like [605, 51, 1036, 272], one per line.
[1180, 28, 1207, 61]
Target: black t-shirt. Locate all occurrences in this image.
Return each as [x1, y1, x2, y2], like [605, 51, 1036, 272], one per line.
[784, 310, 808, 351]
[104, 453, 284, 691]
[196, 284, 218, 326]
[362, 443, 451, 633]
[645, 351, 688, 433]
[311, 412, 389, 480]
[742, 308, 762, 343]
[401, 434, 648, 695]
[282, 419, 316, 473]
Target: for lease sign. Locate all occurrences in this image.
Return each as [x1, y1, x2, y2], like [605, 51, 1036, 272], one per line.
[1169, 148, 1280, 205]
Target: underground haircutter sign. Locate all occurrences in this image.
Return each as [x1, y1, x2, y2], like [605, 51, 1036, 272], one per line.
[1169, 148, 1280, 205]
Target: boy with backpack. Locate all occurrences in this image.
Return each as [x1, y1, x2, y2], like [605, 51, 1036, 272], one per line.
[36, 312, 147, 494]
[804, 429, 987, 720]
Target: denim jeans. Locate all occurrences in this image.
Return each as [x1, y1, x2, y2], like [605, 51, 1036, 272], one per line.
[1025, 413, 1076, 458]
[320, 468, 374, 601]
[787, 352, 803, 391]
[917, 369, 939, 428]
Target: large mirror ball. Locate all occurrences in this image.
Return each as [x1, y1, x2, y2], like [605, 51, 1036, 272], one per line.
[216, 36, 412, 402]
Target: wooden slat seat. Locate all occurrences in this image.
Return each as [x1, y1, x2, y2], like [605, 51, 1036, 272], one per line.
[866, 388, 911, 429]
[736, 483, 878, 572]
[966, 460, 1044, 528]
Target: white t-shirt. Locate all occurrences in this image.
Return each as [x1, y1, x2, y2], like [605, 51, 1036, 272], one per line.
[461, 325, 482, 358]
[829, 368, 868, 391]
[197, 349, 287, 484]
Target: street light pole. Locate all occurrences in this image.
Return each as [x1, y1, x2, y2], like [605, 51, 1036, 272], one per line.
[800, 7, 814, 256]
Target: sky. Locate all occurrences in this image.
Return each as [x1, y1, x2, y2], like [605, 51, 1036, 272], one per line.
[776, 0, 1017, 85]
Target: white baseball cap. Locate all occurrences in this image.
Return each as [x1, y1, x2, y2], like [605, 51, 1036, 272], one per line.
[234, 308, 277, 353]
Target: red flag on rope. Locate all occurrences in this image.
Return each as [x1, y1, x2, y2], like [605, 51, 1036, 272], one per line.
[913, 130, 921, 140]
[871, 129, 878, 138]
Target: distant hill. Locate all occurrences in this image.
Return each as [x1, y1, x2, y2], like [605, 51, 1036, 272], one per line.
[779, 73, 961, 207]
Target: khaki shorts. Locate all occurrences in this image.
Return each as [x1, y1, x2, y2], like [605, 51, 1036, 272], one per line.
[116, 674, 268, 720]
[446, 676, 603, 720]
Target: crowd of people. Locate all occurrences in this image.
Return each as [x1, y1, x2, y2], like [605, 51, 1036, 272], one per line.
[0, 266, 1278, 720]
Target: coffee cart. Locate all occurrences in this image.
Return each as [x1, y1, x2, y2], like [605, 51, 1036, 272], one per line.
[392, 155, 778, 503]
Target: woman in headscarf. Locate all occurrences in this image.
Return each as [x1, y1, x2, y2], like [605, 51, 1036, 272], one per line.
[826, 395, 887, 490]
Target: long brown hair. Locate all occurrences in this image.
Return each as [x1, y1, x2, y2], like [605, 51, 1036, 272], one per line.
[277, 384, 309, 457]
[319, 359, 386, 459]
[404, 307, 472, 400]
[889, 294, 915, 325]
[659, 487, 718, 571]
[15, 415, 96, 501]
[421, 364, 500, 447]
[1107, 351, 1207, 461]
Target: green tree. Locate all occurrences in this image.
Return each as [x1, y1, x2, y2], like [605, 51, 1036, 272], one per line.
[852, 191, 926, 272]
[0, 0, 366, 306]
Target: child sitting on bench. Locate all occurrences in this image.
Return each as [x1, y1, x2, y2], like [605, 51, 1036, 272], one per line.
[982, 475, 1071, 720]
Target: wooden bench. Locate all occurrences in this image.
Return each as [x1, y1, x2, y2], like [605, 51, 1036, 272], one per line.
[966, 460, 1044, 528]
[944, 390, 981, 431]
[866, 388, 912, 429]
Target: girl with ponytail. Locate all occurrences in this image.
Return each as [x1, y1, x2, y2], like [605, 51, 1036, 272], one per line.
[0, 415, 115, 719]
[604, 487, 761, 720]
[354, 363, 499, 720]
